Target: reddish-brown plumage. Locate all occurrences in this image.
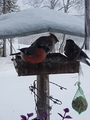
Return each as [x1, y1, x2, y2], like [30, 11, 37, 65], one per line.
[21, 48, 47, 63]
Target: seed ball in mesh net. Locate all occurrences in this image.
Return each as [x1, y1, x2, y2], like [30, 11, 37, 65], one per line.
[72, 96, 88, 114]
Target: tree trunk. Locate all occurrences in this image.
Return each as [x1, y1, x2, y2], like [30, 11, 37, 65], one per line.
[2, 0, 7, 57]
[3, 0, 7, 14]
[85, 0, 90, 50]
[10, 38, 13, 54]
[59, 34, 66, 53]
[2, 39, 6, 57]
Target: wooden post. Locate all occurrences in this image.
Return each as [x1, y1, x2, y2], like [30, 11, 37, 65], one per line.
[37, 75, 50, 120]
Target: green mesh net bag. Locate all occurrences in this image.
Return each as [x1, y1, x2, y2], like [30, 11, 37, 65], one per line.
[72, 82, 88, 114]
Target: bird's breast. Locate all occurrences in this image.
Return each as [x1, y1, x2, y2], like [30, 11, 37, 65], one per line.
[21, 48, 47, 63]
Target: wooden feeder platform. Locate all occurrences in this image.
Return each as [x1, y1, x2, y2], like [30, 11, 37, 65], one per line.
[12, 53, 80, 76]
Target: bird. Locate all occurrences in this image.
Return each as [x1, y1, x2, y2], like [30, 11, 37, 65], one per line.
[30, 33, 59, 52]
[19, 45, 50, 63]
[11, 33, 59, 63]
[64, 39, 90, 66]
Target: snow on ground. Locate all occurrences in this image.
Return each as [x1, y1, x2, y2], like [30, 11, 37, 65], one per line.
[0, 49, 90, 120]
[0, 56, 36, 120]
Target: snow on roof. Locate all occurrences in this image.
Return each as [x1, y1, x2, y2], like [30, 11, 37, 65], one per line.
[0, 8, 85, 39]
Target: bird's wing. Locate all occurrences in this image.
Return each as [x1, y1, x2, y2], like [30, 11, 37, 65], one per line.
[26, 46, 37, 55]
[31, 37, 53, 47]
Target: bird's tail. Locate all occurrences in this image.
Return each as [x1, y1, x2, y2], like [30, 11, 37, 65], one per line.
[10, 52, 21, 56]
[88, 57, 90, 60]
[80, 57, 90, 66]
[85, 59, 90, 66]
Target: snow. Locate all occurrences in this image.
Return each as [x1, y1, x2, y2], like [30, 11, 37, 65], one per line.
[0, 7, 89, 120]
[0, 46, 90, 120]
[0, 8, 84, 39]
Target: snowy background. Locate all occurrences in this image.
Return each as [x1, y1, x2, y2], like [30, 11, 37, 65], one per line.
[0, 42, 90, 120]
[0, 0, 90, 120]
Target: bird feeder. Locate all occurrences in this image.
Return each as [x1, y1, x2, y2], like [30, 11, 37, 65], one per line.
[12, 53, 79, 76]
[11, 52, 80, 120]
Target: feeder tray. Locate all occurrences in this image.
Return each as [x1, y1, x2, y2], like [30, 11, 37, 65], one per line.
[12, 53, 80, 76]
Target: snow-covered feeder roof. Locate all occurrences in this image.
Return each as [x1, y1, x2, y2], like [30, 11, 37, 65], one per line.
[0, 8, 85, 39]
